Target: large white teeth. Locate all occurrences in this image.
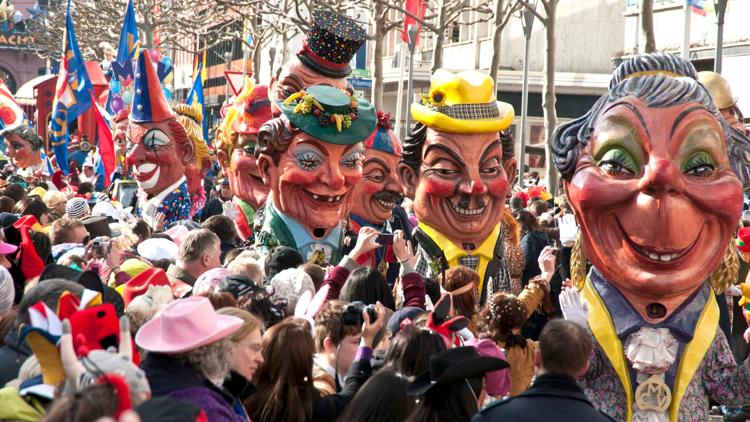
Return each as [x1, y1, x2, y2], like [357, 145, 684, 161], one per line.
[659, 254, 671, 262]
[136, 163, 156, 174]
[647, 252, 679, 262]
[454, 206, 485, 216]
[327, 197, 334, 202]
[312, 194, 320, 200]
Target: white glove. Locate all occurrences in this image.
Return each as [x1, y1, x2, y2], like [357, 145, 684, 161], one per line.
[222, 200, 238, 220]
[558, 214, 578, 247]
[559, 287, 589, 328]
[729, 285, 743, 296]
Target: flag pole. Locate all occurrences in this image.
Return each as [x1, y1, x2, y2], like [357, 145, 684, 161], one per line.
[682, 1, 691, 59]
[394, 43, 406, 140]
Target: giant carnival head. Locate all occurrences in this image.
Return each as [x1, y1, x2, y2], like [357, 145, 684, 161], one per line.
[126, 49, 195, 198]
[554, 53, 750, 317]
[0, 78, 42, 169]
[216, 81, 273, 209]
[350, 112, 404, 225]
[398, 69, 516, 247]
[269, 9, 365, 102]
[173, 103, 211, 213]
[256, 84, 376, 234]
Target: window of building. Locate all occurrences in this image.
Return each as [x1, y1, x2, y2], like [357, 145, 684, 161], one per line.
[450, 22, 460, 43]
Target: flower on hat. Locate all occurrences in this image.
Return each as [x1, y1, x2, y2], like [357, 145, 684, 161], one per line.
[284, 88, 361, 132]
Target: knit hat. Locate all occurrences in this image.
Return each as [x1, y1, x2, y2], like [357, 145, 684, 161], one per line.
[266, 246, 304, 280]
[66, 197, 90, 219]
[193, 268, 234, 296]
[270, 268, 315, 315]
[297, 9, 366, 78]
[218, 274, 258, 299]
[0, 266, 13, 316]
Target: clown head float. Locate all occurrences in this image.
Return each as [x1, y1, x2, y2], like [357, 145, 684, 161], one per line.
[216, 81, 273, 241]
[398, 69, 516, 305]
[126, 49, 194, 226]
[0, 78, 42, 173]
[269, 9, 365, 102]
[173, 103, 211, 218]
[556, 53, 750, 421]
[255, 84, 376, 265]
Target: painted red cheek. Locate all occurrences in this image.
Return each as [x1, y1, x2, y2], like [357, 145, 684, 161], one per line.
[283, 169, 318, 186]
[363, 182, 381, 195]
[486, 176, 509, 196]
[423, 176, 455, 197]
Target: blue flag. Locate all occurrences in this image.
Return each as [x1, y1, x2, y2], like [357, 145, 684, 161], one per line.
[48, 1, 94, 175]
[107, 0, 140, 114]
[186, 63, 208, 143]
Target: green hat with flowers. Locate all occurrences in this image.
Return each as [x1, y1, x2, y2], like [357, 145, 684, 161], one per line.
[278, 84, 376, 145]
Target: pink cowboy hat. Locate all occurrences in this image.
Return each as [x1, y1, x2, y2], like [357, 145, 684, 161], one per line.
[135, 296, 242, 354]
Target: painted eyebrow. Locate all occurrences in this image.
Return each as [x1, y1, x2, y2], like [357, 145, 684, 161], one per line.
[423, 144, 466, 167]
[602, 101, 651, 139]
[297, 139, 328, 156]
[479, 140, 501, 163]
[364, 157, 389, 169]
[670, 105, 712, 138]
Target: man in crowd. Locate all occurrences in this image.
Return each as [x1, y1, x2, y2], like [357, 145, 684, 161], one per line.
[166, 229, 221, 297]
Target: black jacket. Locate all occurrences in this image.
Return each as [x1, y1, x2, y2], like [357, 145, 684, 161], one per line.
[471, 373, 616, 422]
[310, 357, 372, 422]
[520, 230, 550, 286]
[0, 327, 31, 386]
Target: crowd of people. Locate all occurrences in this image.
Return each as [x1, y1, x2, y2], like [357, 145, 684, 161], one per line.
[0, 5, 750, 422]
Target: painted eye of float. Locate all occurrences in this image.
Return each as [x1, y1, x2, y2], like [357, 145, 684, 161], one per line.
[681, 151, 716, 178]
[596, 147, 640, 178]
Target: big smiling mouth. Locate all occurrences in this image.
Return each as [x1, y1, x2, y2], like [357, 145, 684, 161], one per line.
[447, 197, 486, 217]
[617, 219, 701, 264]
[303, 189, 344, 204]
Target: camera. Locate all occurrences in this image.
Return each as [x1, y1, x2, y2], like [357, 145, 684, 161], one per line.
[342, 301, 378, 326]
[88, 236, 110, 260]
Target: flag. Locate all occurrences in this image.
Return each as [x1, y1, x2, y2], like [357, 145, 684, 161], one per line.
[0, 78, 27, 132]
[402, 0, 427, 45]
[48, 1, 94, 175]
[92, 93, 115, 187]
[187, 62, 208, 143]
[115, 0, 139, 64]
[40, 151, 55, 177]
[689, 0, 706, 16]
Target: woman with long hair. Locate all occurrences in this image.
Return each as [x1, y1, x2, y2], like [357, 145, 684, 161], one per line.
[381, 325, 446, 378]
[246, 303, 385, 422]
[335, 370, 417, 422]
[440, 266, 479, 334]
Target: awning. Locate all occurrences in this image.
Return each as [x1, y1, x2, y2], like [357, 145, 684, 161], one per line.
[15, 74, 56, 106]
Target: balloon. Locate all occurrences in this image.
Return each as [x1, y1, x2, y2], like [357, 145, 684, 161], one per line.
[111, 97, 124, 113]
[162, 56, 172, 68]
[110, 79, 121, 94]
[122, 90, 133, 105]
[150, 50, 159, 61]
[163, 86, 173, 101]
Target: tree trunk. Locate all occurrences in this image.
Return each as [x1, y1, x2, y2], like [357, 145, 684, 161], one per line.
[371, 2, 385, 110]
[281, 31, 290, 65]
[252, 44, 262, 85]
[431, 0, 447, 72]
[489, 0, 505, 84]
[542, 0, 559, 196]
[640, 0, 655, 53]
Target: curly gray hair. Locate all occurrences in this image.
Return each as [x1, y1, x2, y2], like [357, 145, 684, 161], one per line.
[175, 337, 234, 385]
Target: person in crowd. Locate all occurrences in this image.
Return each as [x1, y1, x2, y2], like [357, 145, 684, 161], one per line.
[264, 246, 303, 281]
[0, 195, 16, 213]
[340, 266, 396, 310]
[472, 319, 616, 421]
[13, 195, 49, 226]
[43, 190, 68, 222]
[406, 346, 509, 422]
[2, 183, 26, 203]
[269, 268, 315, 315]
[65, 196, 90, 220]
[166, 229, 221, 297]
[136, 296, 245, 421]
[247, 303, 384, 422]
[467, 338, 512, 405]
[201, 215, 237, 263]
[217, 307, 264, 421]
[382, 324, 446, 378]
[312, 300, 367, 395]
[335, 370, 417, 422]
[441, 266, 480, 334]
[49, 216, 88, 246]
[226, 250, 264, 284]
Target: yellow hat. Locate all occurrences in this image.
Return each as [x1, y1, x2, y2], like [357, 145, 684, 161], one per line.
[697, 71, 737, 110]
[411, 69, 514, 134]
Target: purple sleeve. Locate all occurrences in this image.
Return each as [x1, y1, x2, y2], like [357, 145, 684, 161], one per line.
[167, 388, 240, 422]
[702, 328, 750, 406]
[356, 346, 373, 362]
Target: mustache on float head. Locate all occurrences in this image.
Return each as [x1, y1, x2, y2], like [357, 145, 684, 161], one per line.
[456, 195, 485, 209]
[373, 191, 404, 205]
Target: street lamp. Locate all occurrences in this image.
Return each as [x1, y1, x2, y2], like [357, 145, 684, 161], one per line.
[713, 0, 728, 73]
[404, 24, 419, 138]
[518, 0, 538, 187]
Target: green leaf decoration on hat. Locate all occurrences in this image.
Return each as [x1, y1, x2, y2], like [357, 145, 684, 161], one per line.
[278, 84, 376, 145]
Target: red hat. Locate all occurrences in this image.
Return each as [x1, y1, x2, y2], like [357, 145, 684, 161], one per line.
[129, 49, 174, 123]
[737, 227, 750, 253]
[12, 215, 44, 279]
[119, 268, 170, 307]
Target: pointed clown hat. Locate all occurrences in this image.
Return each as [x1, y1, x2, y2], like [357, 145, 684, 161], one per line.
[411, 69, 514, 134]
[364, 111, 402, 156]
[129, 49, 174, 123]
